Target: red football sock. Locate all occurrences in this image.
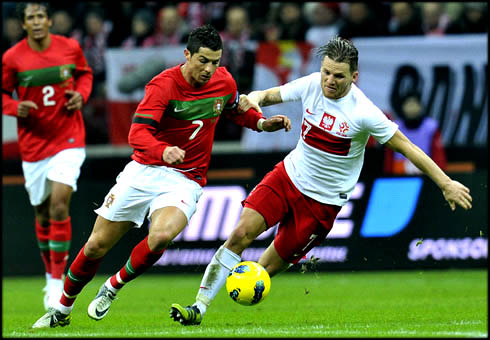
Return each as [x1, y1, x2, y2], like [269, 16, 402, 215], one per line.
[49, 217, 72, 279]
[60, 245, 103, 307]
[109, 236, 164, 290]
[35, 220, 51, 275]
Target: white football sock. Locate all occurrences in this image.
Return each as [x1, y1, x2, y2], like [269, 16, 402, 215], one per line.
[48, 279, 64, 309]
[55, 298, 73, 315]
[104, 275, 122, 294]
[194, 245, 241, 315]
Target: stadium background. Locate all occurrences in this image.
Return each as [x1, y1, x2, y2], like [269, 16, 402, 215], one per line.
[2, 2, 487, 275]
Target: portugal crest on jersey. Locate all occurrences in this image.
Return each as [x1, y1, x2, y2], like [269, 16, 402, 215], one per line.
[213, 98, 224, 115]
[60, 65, 72, 80]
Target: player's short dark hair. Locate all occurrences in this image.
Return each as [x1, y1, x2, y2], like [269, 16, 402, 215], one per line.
[16, 2, 52, 21]
[316, 36, 359, 74]
[186, 24, 223, 55]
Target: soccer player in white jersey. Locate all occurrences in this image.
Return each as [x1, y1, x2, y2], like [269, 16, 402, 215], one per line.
[170, 36, 473, 325]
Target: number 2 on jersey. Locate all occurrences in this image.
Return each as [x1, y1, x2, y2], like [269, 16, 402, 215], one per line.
[42, 85, 56, 106]
[189, 120, 203, 140]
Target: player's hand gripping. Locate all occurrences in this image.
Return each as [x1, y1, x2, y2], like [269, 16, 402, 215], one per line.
[238, 94, 262, 113]
[64, 90, 84, 111]
[17, 100, 38, 117]
[441, 180, 472, 211]
[238, 94, 291, 132]
[262, 115, 292, 132]
[163, 146, 185, 165]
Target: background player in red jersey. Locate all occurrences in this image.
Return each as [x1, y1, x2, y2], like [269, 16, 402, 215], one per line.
[2, 2, 93, 310]
[32, 24, 291, 329]
[170, 36, 473, 326]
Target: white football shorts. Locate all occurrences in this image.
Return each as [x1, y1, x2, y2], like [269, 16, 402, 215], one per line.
[94, 160, 203, 228]
[22, 147, 86, 206]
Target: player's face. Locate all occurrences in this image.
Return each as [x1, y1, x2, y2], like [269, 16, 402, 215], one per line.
[22, 4, 52, 41]
[184, 47, 222, 87]
[320, 57, 359, 99]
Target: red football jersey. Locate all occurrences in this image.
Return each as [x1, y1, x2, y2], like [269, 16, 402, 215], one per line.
[128, 64, 264, 186]
[2, 34, 93, 162]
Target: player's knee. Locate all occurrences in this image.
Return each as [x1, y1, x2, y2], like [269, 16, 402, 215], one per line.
[148, 230, 173, 251]
[84, 238, 109, 258]
[49, 201, 69, 220]
[227, 225, 256, 249]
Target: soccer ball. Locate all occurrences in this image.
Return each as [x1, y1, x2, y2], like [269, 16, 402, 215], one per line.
[226, 261, 271, 306]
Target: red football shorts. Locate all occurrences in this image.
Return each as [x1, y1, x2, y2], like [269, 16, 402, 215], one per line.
[243, 161, 341, 264]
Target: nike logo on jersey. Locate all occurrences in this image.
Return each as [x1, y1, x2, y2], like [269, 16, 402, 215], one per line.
[174, 107, 188, 112]
[306, 108, 314, 115]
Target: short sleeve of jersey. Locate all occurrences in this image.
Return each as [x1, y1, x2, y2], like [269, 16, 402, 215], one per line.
[363, 104, 398, 144]
[279, 73, 319, 102]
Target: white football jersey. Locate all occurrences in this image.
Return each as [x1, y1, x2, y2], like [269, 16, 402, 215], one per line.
[280, 72, 398, 206]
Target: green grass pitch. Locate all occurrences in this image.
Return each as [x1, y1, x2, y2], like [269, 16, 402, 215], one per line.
[2, 269, 487, 338]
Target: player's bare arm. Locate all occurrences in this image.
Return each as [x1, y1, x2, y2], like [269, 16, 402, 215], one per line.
[17, 100, 39, 117]
[386, 129, 472, 211]
[64, 90, 83, 111]
[163, 146, 185, 165]
[247, 87, 283, 107]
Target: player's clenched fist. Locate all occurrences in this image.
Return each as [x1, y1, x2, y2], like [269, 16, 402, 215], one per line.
[17, 100, 38, 117]
[163, 146, 186, 165]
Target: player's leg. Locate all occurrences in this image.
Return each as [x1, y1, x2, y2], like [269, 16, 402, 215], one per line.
[45, 181, 73, 308]
[32, 216, 134, 328]
[33, 197, 52, 309]
[101, 208, 187, 291]
[200, 207, 268, 307]
[89, 167, 202, 320]
[171, 163, 290, 325]
[41, 148, 85, 308]
[258, 241, 291, 277]
[199, 208, 267, 307]
[88, 207, 188, 320]
[170, 207, 267, 325]
[23, 156, 57, 310]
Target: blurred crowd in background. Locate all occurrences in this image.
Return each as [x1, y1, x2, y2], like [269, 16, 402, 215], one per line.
[2, 2, 488, 144]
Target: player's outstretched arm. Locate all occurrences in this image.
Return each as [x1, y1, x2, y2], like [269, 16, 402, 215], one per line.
[385, 129, 472, 211]
[247, 87, 283, 107]
[237, 87, 282, 113]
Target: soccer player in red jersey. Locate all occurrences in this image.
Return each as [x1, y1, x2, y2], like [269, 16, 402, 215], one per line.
[32, 24, 291, 328]
[2, 2, 93, 311]
[170, 36, 473, 326]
